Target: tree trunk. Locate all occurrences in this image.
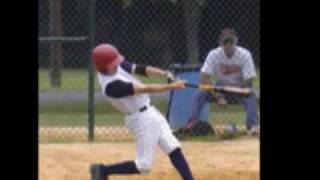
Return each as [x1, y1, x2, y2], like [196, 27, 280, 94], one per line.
[183, 0, 200, 64]
[49, 0, 63, 87]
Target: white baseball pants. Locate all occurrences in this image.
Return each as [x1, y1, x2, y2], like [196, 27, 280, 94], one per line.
[124, 106, 181, 174]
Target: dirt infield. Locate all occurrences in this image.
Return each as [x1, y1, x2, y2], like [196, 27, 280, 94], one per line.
[39, 125, 248, 142]
[39, 137, 259, 180]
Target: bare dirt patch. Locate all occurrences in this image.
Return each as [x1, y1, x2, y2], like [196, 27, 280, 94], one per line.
[39, 138, 259, 180]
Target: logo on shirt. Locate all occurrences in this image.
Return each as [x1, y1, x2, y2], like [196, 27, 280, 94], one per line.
[219, 64, 241, 75]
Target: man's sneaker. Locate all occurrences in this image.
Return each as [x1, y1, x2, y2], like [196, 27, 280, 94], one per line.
[90, 164, 106, 180]
[248, 125, 260, 136]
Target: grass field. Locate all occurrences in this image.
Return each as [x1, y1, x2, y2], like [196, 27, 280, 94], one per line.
[40, 100, 248, 127]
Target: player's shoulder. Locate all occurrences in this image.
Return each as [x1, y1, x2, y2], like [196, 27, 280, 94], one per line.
[207, 47, 222, 57]
[119, 60, 134, 73]
[236, 46, 252, 56]
[208, 47, 222, 53]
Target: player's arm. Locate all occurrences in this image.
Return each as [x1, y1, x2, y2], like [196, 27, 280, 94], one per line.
[200, 52, 226, 104]
[134, 65, 176, 81]
[133, 80, 186, 95]
[200, 71, 223, 99]
[242, 77, 255, 88]
[120, 60, 175, 80]
[104, 80, 186, 98]
[242, 52, 257, 88]
[200, 72, 213, 85]
[200, 50, 217, 85]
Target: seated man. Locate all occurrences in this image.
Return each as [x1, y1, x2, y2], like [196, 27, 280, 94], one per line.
[186, 28, 259, 135]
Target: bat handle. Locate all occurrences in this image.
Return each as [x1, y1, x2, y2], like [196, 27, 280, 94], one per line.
[213, 86, 222, 91]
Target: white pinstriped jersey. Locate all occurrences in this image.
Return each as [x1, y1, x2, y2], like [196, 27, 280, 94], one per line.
[97, 61, 181, 173]
[201, 46, 256, 86]
[97, 65, 150, 115]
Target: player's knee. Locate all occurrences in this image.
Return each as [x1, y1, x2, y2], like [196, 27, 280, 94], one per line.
[138, 167, 152, 175]
[138, 166, 152, 175]
[136, 161, 152, 175]
[164, 142, 181, 155]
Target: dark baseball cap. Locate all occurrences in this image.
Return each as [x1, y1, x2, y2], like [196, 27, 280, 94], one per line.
[219, 28, 237, 44]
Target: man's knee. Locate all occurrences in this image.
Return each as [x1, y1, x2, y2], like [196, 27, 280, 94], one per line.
[135, 160, 152, 175]
[138, 168, 151, 175]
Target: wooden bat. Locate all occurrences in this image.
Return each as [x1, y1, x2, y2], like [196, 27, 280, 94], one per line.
[185, 83, 251, 96]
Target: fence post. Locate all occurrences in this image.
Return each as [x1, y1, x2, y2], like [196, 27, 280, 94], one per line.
[88, 0, 96, 142]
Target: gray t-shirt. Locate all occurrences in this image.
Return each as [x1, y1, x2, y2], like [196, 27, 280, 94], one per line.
[201, 46, 256, 86]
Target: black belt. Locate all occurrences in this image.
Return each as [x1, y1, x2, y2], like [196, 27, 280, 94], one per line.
[139, 105, 148, 112]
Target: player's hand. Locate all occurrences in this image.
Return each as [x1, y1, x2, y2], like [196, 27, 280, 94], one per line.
[169, 80, 186, 90]
[165, 71, 178, 82]
[199, 84, 214, 91]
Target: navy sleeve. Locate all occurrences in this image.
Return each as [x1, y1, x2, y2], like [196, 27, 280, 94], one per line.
[120, 61, 134, 74]
[135, 65, 148, 76]
[105, 80, 134, 98]
[120, 60, 148, 76]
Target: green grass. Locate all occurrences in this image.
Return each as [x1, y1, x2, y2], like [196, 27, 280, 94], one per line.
[39, 68, 260, 92]
[39, 100, 247, 127]
[39, 100, 167, 127]
[39, 111, 246, 127]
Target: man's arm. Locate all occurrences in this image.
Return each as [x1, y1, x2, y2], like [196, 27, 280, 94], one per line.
[199, 71, 224, 102]
[120, 61, 172, 79]
[133, 80, 186, 95]
[200, 71, 228, 105]
[133, 65, 177, 81]
[104, 80, 186, 99]
[242, 77, 255, 88]
[242, 51, 257, 87]
[200, 72, 212, 85]
[145, 66, 177, 81]
[145, 66, 168, 77]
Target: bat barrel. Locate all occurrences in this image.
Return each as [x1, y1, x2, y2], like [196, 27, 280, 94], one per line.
[184, 82, 251, 96]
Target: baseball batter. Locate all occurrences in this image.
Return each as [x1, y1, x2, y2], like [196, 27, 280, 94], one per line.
[187, 28, 259, 134]
[90, 44, 194, 180]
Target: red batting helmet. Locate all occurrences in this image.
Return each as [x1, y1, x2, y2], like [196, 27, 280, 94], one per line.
[91, 44, 124, 74]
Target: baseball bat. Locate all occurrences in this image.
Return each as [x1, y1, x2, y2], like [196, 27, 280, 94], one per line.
[185, 83, 251, 96]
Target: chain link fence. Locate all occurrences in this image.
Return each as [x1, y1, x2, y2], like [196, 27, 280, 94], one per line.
[39, 0, 260, 143]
